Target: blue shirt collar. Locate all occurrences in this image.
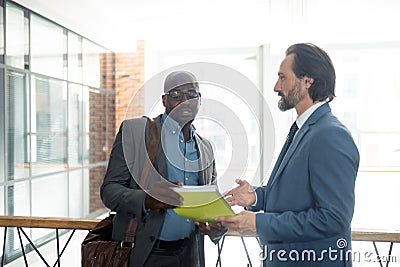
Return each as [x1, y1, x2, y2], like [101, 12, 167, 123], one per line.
[161, 113, 196, 140]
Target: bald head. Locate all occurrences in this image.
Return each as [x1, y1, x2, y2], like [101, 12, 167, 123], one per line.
[163, 71, 199, 93]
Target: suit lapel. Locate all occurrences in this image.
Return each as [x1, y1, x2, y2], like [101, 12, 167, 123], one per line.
[154, 115, 168, 179]
[194, 134, 212, 185]
[269, 125, 310, 186]
[268, 103, 331, 188]
[266, 142, 287, 187]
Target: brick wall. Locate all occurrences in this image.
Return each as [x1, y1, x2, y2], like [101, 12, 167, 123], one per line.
[115, 40, 145, 129]
[88, 41, 145, 212]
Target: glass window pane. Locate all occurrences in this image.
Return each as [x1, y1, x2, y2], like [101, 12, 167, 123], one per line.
[68, 83, 82, 167]
[31, 173, 67, 240]
[330, 46, 400, 168]
[31, 14, 66, 79]
[358, 133, 400, 167]
[6, 70, 29, 180]
[31, 75, 67, 175]
[0, 68, 5, 183]
[68, 32, 83, 83]
[83, 168, 89, 215]
[0, 2, 116, 261]
[69, 169, 83, 217]
[82, 86, 89, 165]
[82, 40, 104, 87]
[31, 173, 67, 217]
[0, 4, 4, 64]
[0, 186, 3, 250]
[0, 186, 4, 214]
[8, 182, 30, 216]
[5, 3, 27, 69]
[353, 171, 400, 230]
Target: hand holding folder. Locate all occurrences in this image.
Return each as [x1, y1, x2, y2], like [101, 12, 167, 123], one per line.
[172, 185, 235, 223]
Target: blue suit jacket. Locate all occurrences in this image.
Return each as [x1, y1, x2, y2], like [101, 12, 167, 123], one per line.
[250, 103, 359, 267]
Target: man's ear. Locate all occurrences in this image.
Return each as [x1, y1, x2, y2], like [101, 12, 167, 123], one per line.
[162, 95, 167, 107]
[305, 76, 314, 89]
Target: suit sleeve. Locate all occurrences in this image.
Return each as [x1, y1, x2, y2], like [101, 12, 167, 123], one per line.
[256, 125, 359, 243]
[100, 122, 146, 218]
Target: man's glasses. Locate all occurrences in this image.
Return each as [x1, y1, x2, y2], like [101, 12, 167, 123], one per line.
[165, 89, 201, 101]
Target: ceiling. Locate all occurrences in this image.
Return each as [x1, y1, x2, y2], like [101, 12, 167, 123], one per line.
[13, 0, 271, 52]
[11, 0, 400, 53]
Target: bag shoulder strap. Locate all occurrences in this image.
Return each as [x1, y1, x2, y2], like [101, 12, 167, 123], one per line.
[124, 218, 139, 243]
[145, 116, 159, 165]
[138, 116, 159, 189]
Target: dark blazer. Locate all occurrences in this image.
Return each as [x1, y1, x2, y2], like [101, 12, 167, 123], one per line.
[249, 103, 359, 267]
[100, 114, 217, 267]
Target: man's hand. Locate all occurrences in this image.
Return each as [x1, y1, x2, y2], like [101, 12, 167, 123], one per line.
[216, 210, 257, 236]
[194, 221, 228, 237]
[224, 179, 256, 207]
[145, 181, 183, 210]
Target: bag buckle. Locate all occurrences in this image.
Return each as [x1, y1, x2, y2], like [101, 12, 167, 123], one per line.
[120, 241, 134, 248]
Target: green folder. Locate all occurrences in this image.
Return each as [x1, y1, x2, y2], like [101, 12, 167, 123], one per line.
[172, 185, 235, 223]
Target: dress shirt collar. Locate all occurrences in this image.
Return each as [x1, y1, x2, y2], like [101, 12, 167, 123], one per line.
[296, 101, 327, 129]
[161, 113, 196, 139]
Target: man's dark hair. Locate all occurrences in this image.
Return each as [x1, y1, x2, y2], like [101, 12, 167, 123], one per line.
[286, 43, 336, 102]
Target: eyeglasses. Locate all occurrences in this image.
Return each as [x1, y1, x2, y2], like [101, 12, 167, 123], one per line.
[165, 89, 201, 101]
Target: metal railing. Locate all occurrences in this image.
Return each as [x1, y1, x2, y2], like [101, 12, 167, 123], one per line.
[0, 215, 100, 267]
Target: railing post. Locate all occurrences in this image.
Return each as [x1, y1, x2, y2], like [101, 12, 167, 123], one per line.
[1, 227, 7, 267]
[56, 229, 60, 267]
[16, 228, 29, 267]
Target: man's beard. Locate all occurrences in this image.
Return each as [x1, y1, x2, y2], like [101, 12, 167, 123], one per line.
[167, 103, 198, 126]
[278, 82, 306, 111]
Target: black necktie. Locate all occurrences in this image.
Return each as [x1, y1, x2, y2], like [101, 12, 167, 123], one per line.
[282, 121, 299, 155]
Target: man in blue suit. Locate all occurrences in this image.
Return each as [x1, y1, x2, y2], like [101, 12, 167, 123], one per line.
[217, 43, 360, 266]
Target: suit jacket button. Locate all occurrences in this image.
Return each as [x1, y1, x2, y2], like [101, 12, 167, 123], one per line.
[150, 236, 155, 242]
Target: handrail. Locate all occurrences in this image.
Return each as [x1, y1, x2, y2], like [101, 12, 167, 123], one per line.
[352, 228, 400, 242]
[227, 228, 400, 242]
[0, 216, 100, 230]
